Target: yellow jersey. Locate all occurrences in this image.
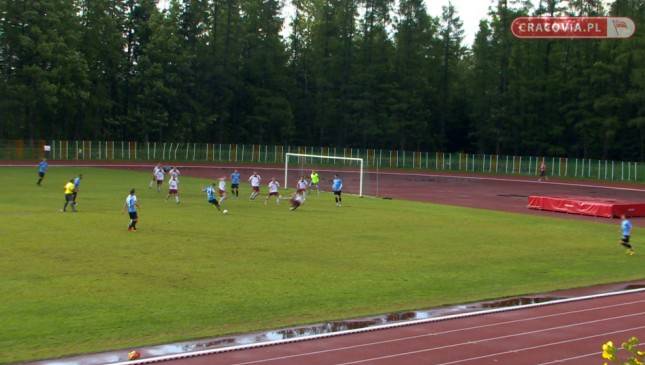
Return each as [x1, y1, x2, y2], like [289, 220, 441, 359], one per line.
[64, 182, 75, 194]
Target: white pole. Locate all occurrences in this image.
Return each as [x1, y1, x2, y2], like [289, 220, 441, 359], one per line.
[528, 156, 532, 175]
[622, 161, 624, 180]
[604, 160, 608, 179]
[284, 155, 289, 190]
[360, 159, 364, 197]
[575, 158, 578, 177]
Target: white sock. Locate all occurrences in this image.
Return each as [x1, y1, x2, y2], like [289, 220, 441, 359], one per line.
[175, 196, 179, 203]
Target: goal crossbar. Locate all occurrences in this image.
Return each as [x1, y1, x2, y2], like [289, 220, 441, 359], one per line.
[284, 153, 364, 197]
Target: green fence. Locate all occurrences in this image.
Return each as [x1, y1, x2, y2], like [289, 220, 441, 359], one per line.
[1, 140, 642, 183]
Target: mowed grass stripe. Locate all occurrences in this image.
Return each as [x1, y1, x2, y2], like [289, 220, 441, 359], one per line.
[0, 167, 642, 363]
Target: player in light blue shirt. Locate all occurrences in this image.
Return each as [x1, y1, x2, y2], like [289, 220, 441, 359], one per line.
[231, 170, 241, 198]
[37, 159, 48, 186]
[203, 183, 222, 212]
[620, 214, 634, 255]
[123, 189, 140, 231]
[331, 174, 343, 207]
[72, 174, 82, 204]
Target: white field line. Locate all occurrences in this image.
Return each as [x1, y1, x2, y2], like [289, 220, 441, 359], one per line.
[3, 163, 645, 193]
[108, 288, 645, 365]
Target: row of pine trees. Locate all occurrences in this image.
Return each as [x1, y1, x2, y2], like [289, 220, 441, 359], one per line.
[1, 0, 644, 160]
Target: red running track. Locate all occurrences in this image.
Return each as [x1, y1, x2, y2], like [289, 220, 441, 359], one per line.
[118, 290, 645, 365]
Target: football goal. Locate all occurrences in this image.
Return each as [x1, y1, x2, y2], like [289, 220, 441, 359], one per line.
[284, 153, 365, 197]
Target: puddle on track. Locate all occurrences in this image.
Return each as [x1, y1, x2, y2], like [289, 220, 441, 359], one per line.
[28, 295, 567, 365]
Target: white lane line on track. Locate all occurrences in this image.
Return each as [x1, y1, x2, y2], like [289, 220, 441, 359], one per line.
[220, 299, 645, 365]
[536, 344, 644, 364]
[430, 326, 645, 365]
[109, 289, 645, 365]
[536, 352, 601, 364]
[334, 318, 645, 365]
[3, 163, 644, 193]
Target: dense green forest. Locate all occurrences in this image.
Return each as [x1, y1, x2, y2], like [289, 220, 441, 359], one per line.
[0, 0, 644, 159]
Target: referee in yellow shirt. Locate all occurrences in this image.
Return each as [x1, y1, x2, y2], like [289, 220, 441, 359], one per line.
[62, 179, 77, 212]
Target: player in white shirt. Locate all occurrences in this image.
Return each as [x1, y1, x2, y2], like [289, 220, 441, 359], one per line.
[217, 177, 227, 204]
[166, 176, 180, 204]
[169, 166, 181, 181]
[149, 163, 161, 189]
[264, 178, 281, 205]
[248, 172, 262, 200]
[296, 176, 308, 200]
[154, 167, 165, 192]
[289, 191, 305, 211]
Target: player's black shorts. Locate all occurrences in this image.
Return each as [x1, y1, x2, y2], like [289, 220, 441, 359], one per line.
[128, 211, 138, 220]
[38, 172, 45, 178]
[65, 193, 74, 202]
[208, 199, 219, 205]
[540, 171, 546, 177]
[334, 191, 342, 196]
[231, 183, 239, 189]
[72, 192, 78, 201]
[622, 235, 630, 243]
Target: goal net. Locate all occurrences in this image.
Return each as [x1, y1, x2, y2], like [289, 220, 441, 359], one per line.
[284, 153, 369, 197]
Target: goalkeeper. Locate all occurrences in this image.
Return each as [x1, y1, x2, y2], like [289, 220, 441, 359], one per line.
[310, 170, 321, 196]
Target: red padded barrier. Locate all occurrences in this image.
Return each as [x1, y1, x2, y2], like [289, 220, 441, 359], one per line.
[528, 196, 645, 218]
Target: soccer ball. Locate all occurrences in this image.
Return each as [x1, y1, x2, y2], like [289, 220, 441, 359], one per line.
[128, 350, 140, 360]
[222, 209, 228, 214]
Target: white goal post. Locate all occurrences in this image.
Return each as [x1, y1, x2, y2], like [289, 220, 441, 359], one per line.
[284, 153, 364, 197]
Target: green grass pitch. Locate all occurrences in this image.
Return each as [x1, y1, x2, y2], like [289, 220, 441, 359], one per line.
[0, 167, 643, 363]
